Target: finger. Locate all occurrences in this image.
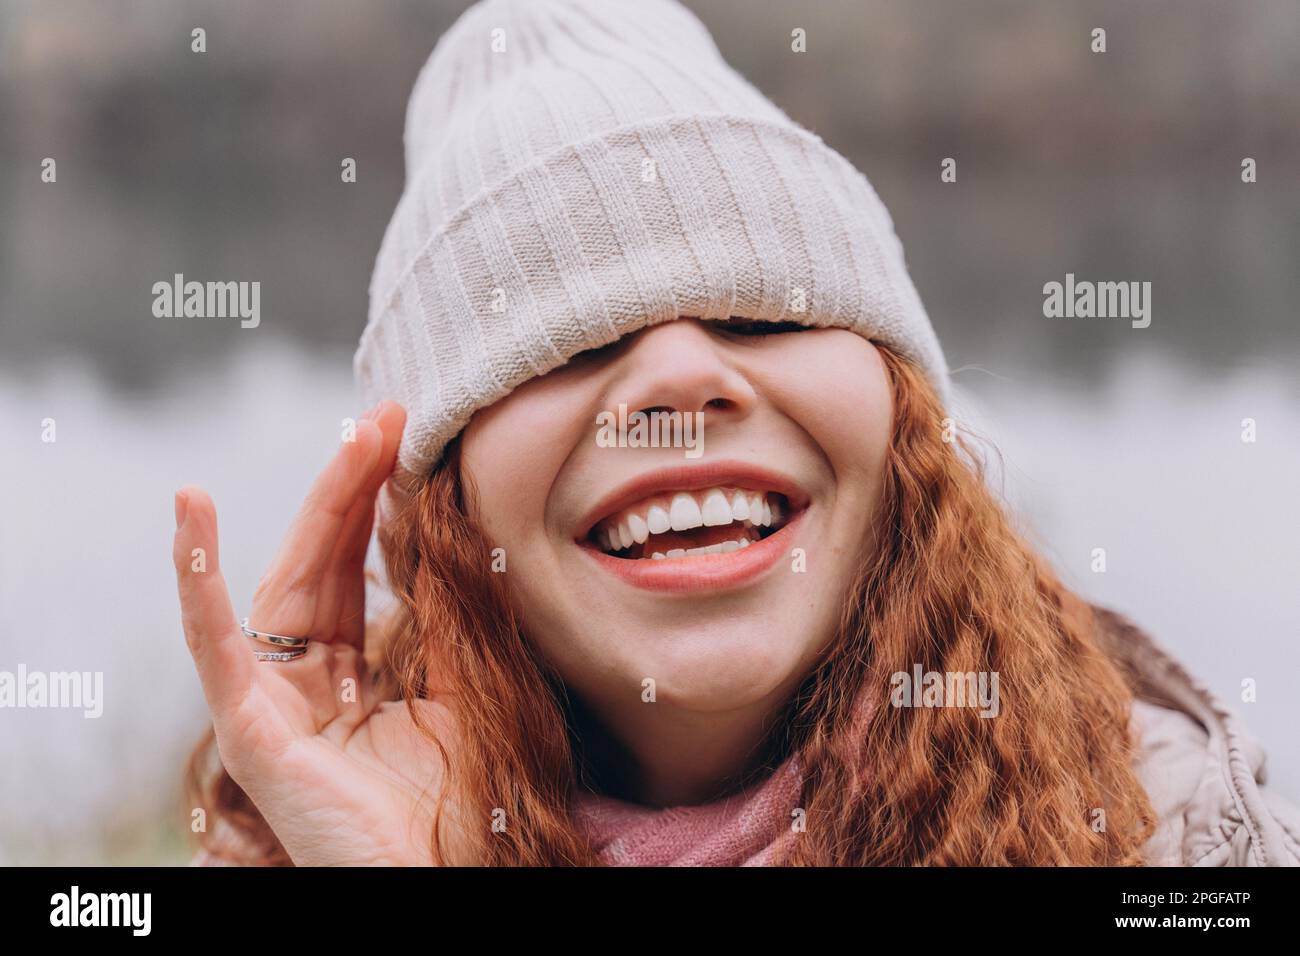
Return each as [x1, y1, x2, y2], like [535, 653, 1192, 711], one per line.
[325, 401, 406, 648]
[250, 412, 385, 635]
[173, 485, 254, 715]
[326, 497, 376, 649]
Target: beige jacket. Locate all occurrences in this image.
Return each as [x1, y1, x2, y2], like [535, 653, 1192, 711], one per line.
[1095, 606, 1300, 866]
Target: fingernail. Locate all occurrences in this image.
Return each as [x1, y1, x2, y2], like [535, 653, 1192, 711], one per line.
[361, 403, 380, 421]
[174, 491, 189, 529]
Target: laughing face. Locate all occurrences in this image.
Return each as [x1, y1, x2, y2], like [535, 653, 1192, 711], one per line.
[459, 317, 894, 801]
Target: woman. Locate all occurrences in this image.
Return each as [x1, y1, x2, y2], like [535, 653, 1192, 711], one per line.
[175, 0, 1299, 866]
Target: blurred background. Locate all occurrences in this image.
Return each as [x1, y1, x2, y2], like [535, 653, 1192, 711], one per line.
[1, 0, 1297, 864]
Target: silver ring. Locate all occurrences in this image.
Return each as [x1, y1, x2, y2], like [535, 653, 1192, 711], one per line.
[240, 617, 310, 649]
[251, 646, 308, 663]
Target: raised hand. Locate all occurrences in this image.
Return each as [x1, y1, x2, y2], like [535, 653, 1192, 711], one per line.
[173, 402, 474, 866]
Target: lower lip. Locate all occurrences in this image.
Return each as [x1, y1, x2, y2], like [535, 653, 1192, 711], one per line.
[579, 510, 806, 594]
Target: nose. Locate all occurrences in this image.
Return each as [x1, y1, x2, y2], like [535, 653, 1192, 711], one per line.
[604, 318, 757, 421]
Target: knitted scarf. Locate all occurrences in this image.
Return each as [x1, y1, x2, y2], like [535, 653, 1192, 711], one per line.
[570, 755, 806, 867]
[567, 669, 893, 865]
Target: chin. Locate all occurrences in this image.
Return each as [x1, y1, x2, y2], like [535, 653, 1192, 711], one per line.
[615, 626, 807, 709]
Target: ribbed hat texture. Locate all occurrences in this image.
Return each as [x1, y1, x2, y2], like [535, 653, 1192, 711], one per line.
[355, 0, 950, 503]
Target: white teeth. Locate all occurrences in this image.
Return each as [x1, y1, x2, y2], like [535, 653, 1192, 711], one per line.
[652, 551, 666, 560]
[669, 493, 703, 531]
[646, 504, 671, 535]
[719, 540, 740, 553]
[666, 548, 687, 558]
[595, 486, 789, 555]
[701, 489, 732, 527]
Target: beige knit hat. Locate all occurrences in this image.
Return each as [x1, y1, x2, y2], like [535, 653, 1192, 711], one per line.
[355, 0, 949, 504]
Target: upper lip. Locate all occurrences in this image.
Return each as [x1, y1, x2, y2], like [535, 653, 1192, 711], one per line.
[575, 459, 811, 540]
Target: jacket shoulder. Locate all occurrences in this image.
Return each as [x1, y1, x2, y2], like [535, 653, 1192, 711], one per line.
[1092, 605, 1300, 867]
[1131, 698, 1300, 866]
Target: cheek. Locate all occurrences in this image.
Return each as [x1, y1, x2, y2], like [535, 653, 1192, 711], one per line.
[828, 347, 892, 479]
[459, 380, 588, 548]
[769, 334, 893, 481]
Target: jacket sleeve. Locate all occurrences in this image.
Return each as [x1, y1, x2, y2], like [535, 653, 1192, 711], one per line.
[1247, 785, 1300, 866]
[1186, 789, 1300, 867]
[1130, 696, 1300, 867]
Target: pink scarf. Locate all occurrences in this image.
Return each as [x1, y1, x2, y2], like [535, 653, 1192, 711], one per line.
[570, 690, 883, 866]
[570, 755, 806, 866]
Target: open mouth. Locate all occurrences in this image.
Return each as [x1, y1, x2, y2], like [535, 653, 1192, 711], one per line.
[584, 487, 793, 560]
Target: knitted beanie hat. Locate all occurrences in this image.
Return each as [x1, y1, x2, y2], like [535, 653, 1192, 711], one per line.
[354, 0, 950, 504]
